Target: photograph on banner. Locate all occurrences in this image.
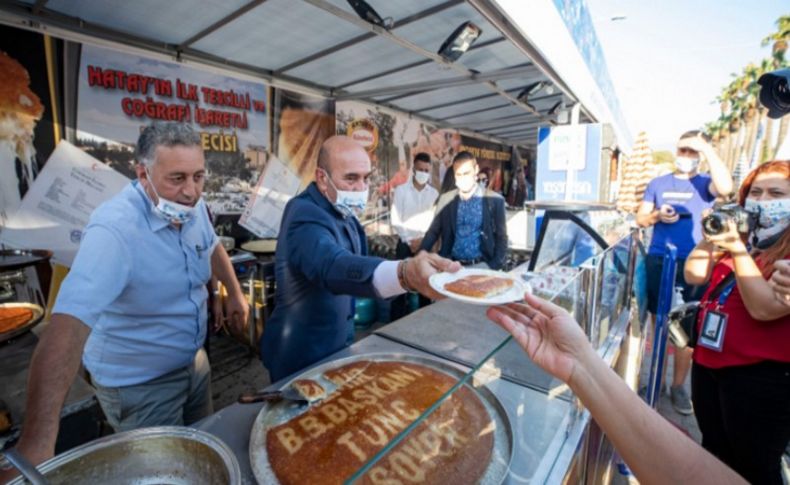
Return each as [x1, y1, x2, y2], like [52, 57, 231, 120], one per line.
[0, 25, 63, 226]
[458, 136, 511, 193]
[272, 88, 335, 189]
[336, 100, 462, 230]
[0, 141, 130, 266]
[75, 44, 269, 214]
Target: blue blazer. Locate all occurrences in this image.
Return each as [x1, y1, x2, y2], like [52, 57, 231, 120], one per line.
[260, 183, 382, 381]
[420, 188, 508, 270]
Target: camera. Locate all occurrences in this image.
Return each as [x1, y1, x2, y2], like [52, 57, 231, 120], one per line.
[701, 203, 757, 236]
[758, 68, 790, 119]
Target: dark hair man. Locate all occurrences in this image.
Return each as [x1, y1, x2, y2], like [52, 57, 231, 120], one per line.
[420, 151, 508, 270]
[636, 130, 733, 415]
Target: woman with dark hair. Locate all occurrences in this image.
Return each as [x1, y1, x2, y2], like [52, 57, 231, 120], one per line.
[684, 160, 790, 484]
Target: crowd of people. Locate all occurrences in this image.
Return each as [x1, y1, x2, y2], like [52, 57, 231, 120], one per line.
[2, 120, 788, 485]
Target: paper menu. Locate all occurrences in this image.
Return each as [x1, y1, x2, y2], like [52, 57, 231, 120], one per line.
[0, 140, 130, 266]
[239, 155, 300, 238]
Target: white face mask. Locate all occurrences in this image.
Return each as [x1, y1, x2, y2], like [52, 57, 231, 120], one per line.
[744, 197, 790, 248]
[414, 170, 431, 186]
[456, 175, 476, 193]
[145, 167, 198, 224]
[675, 156, 699, 174]
[322, 169, 368, 217]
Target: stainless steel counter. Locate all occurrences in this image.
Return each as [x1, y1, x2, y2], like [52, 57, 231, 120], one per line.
[374, 298, 569, 397]
[196, 334, 573, 484]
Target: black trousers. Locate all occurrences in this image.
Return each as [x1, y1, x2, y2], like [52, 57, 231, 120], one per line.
[390, 240, 431, 320]
[691, 361, 790, 484]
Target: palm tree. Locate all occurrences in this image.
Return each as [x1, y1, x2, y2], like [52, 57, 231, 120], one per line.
[762, 15, 789, 64]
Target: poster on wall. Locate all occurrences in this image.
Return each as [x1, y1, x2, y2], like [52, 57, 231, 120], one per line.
[458, 136, 511, 193]
[76, 44, 269, 215]
[335, 101, 462, 229]
[0, 25, 62, 227]
[239, 155, 301, 238]
[0, 141, 130, 265]
[536, 123, 602, 201]
[272, 89, 335, 189]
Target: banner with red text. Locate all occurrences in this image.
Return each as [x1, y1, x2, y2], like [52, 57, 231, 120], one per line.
[76, 44, 269, 214]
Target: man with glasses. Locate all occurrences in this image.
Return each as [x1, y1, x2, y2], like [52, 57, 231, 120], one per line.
[636, 130, 733, 415]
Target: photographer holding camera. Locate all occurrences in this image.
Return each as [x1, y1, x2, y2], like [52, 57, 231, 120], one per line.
[636, 130, 733, 414]
[684, 160, 790, 484]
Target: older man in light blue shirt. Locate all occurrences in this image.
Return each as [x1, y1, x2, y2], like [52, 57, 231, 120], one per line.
[12, 122, 248, 470]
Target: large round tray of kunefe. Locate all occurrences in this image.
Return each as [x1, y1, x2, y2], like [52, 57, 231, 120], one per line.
[249, 352, 513, 484]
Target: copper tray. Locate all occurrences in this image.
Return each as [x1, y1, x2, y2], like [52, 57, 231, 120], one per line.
[249, 352, 513, 484]
[0, 302, 45, 343]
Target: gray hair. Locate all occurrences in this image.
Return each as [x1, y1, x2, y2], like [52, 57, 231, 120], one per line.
[135, 122, 201, 167]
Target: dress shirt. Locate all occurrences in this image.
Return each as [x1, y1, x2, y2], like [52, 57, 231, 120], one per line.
[451, 186, 484, 261]
[54, 181, 217, 387]
[391, 179, 439, 242]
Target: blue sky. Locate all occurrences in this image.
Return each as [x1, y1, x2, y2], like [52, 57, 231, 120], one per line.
[585, 0, 787, 151]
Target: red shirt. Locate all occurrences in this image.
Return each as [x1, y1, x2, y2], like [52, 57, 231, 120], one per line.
[694, 255, 790, 369]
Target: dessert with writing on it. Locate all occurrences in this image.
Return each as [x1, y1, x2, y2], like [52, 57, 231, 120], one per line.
[444, 274, 514, 299]
[291, 379, 326, 403]
[265, 360, 494, 485]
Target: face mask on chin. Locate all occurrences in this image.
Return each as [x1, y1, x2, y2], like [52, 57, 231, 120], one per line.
[144, 167, 197, 224]
[744, 197, 790, 249]
[414, 170, 430, 186]
[674, 156, 699, 174]
[322, 169, 368, 218]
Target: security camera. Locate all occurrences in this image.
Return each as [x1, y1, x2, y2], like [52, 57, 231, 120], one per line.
[758, 68, 790, 119]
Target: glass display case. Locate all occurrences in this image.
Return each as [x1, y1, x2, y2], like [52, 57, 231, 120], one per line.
[197, 203, 648, 485]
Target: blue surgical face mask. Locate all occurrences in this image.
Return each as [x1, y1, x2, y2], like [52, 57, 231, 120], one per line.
[145, 167, 198, 224]
[322, 169, 368, 218]
[744, 197, 790, 249]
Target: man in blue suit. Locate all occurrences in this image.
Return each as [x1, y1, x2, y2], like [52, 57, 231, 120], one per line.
[260, 136, 459, 381]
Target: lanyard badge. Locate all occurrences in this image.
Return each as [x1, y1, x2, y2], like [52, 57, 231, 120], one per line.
[698, 280, 735, 352]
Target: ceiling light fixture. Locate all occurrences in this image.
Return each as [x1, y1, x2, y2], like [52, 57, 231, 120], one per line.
[346, 0, 387, 28]
[517, 81, 556, 102]
[438, 21, 482, 62]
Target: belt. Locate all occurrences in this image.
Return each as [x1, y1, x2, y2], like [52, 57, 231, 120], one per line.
[457, 257, 483, 265]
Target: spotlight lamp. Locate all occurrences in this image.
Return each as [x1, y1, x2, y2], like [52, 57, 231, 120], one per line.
[517, 81, 555, 102]
[517, 81, 545, 101]
[438, 21, 482, 62]
[347, 0, 387, 28]
[547, 100, 563, 116]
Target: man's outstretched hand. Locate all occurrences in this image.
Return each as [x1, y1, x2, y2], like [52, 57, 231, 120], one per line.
[403, 251, 462, 300]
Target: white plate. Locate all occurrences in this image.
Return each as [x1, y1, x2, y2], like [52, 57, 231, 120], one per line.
[429, 268, 528, 305]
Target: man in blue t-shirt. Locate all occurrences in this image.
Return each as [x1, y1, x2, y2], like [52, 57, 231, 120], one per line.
[637, 130, 733, 415]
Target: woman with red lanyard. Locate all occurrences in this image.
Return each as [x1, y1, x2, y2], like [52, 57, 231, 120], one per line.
[684, 160, 790, 484]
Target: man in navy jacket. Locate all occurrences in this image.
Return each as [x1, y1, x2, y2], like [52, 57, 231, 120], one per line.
[420, 151, 508, 270]
[260, 136, 459, 381]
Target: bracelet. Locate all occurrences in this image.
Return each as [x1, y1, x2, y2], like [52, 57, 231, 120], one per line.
[398, 258, 414, 292]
